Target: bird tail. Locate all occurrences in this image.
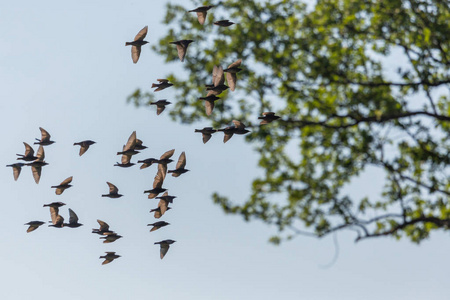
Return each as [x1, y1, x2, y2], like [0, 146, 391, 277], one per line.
[125, 42, 131, 46]
[151, 84, 158, 88]
[168, 170, 174, 173]
[73, 142, 80, 146]
[194, 129, 201, 132]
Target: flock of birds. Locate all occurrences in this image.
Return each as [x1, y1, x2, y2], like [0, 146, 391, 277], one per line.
[8, 5, 281, 265]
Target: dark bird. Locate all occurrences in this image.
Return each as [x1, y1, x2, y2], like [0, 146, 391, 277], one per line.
[205, 65, 229, 97]
[134, 139, 147, 150]
[44, 202, 66, 228]
[156, 149, 175, 179]
[51, 176, 73, 195]
[102, 182, 123, 198]
[150, 206, 171, 219]
[198, 95, 220, 116]
[99, 252, 121, 265]
[194, 127, 217, 144]
[156, 191, 176, 203]
[148, 221, 170, 232]
[214, 19, 235, 27]
[117, 131, 139, 156]
[144, 167, 167, 199]
[43, 202, 66, 208]
[169, 40, 194, 62]
[63, 208, 83, 228]
[168, 151, 189, 177]
[188, 5, 214, 25]
[16, 142, 37, 161]
[24, 221, 45, 233]
[6, 163, 25, 181]
[74, 140, 96, 156]
[156, 196, 170, 216]
[258, 112, 280, 124]
[224, 59, 242, 91]
[34, 127, 55, 146]
[154, 240, 176, 259]
[100, 233, 122, 244]
[137, 158, 159, 169]
[218, 120, 250, 143]
[25, 144, 48, 184]
[151, 79, 173, 92]
[150, 99, 171, 115]
[92, 219, 115, 235]
[114, 146, 135, 168]
[125, 26, 149, 64]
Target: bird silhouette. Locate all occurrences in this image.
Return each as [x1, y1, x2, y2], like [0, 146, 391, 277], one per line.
[51, 176, 73, 195]
[24, 221, 45, 233]
[194, 127, 217, 144]
[259, 112, 280, 124]
[100, 233, 122, 243]
[148, 221, 170, 232]
[169, 40, 194, 62]
[150, 206, 171, 219]
[73, 140, 96, 156]
[99, 252, 121, 265]
[25, 145, 48, 184]
[151, 79, 173, 92]
[16, 142, 37, 161]
[188, 6, 214, 25]
[168, 151, 189, 177]
[125, 26, 149, 64]
[214, 20, 235, 27]
[34, 127, 55, 146]
[63, 208, 83, 228]
[6, 163, 25, 181]
[150, 100, 171, 115]
[102, 182, 123, 198]
[92, 219, 115, 235]
[224, 59, 242, 91]
[154, 240, 176, 259]
[218, 120, 250, 143]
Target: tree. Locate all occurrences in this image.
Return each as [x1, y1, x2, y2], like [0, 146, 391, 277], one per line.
[128, 0, 450, 244]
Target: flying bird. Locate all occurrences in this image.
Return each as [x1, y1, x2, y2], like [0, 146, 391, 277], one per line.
[144, 167, 167, 199]
[102, 182, 123, 198]
[44, 202, 66, 228]
[25, 145, 48, 184]
[214, 20, 235, 27]
[24, 221, 45, 233]
[99, 252, 121, 265]
[147, 221, 170, 232]
[150, 99, 171, 115]
[137, 158, 159, 169]
[16, 142, 37, 161]
[34, 127, 55, 146]
[156, 149, 175, 179]
[156, 191, 176, 203]
[92, 219, 115, 235]
[168, 151, 189, 177]
[151, 79, 173, 92]
[150, 206, 171, 219]
[134, 139, 147, 150]
[63, 208, 83, 228]
[188, 5, 214, 25]
[198, 95, 220, 116]
[73, 140, 96, 156]
[6, 163, 25, 181]
[224, 59, 242, 91]
[206, 65, 229, 96]
[169, 40, 194, 62]
[125, 26, 149, 64]
[100, 233, 122, 243]
[114, 146, 135, 168]
[51, 176, 73, 195]
[117, 131, 139, 156]
[154, 240, 176, 259]
[258, 112, 280, 124]
[194, 127, 217, 144]
[218, 120, 250, 143]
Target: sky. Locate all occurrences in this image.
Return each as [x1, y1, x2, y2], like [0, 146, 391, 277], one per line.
[0, 1, 449, 299]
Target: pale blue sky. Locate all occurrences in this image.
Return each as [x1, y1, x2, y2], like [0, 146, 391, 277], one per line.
[0, 1, 449, 299]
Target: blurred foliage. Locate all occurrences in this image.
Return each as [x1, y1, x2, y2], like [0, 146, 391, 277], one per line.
[129, 0, 450, 243]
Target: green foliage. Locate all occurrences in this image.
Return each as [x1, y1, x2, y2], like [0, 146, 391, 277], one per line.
[130, 0, 450, 243]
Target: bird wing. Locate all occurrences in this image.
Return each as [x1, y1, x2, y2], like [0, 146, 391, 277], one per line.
[27, 225, 39, 233]
[79, 144, 89, 156]
[263, 112, 275, 116]
[176, 44, 186, 62]
[107, 182, 118, 194]
[157, 79, 169, 83]
[60, 176, 73, 186]
[36, 145, 45, 161]
[134, 26, 148, 41]
[226, 72, 237, 91]
[228, 59, 242, 69]
[121, 153, 131, 164]
[160, 244, 170, 259]
[23, 142, 34, 157]
[156, 105, 166, 115]
[232, 120, 246, 129]
[124, 131, 137, 151]
[68, 208, 79, 224]
[202, 133, 212, 144]
[153, 209, 162, 219]
[102, 258, 113, 265]
[31, 166, 42, 184]
[55, 215, 64, 227]
[153, 168, 164, 189]
[50, 207, 59, 225]
[135, 139, 144, 148]
[97, 220, 109, 231]
[12, 165, 21, 181]
[160, 149, 175, 160]
[131, 45, 141, 64]
[205, 100, 214, 116]
[158, 198, 169, 215]
[213, 65, 225, 86]
[223, 132, 234, 143]
[196, 11, 206, 25]
[39, 127, 51, 142]
[176, 152, 186, 169]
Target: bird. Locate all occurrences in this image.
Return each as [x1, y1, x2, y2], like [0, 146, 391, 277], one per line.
[156, 191, 176, 203]
[194, 127, 217, 144]
[168, 151, 189, 177]
[125, 26, 149, 64]
[205, 65, 229, 98]
[151, 79, 173, 92]
[44, 202, 66, 228]
[51, 176, 73, 195]
[100, 233, 122, 243]
[218, 120, 250, 143]
[150, 206, 171, 219]
[24, 221, 45, 233]
[6, 163, 25, 181]
[92, 219, 115, 235]
[154, 240, 176, 259]
[169, 40, 194, 62]
[134, 139, 147, 150]
[258, 112, 280, 124]
[224, 59, 242, 91]
[16, 142, 37, 161]
[117, 131, 139, 156]
[73, 140, 96, 156]
[157, 196, 170, 216]
[147, 221, 170, 232]
[34, 127, 55, 146]
[156, 149, 175, 179]
[188, 5, 214, 25]
[43, 202, 66, 208]
[102, 182, 123, 198]
[63, 208, 83, 228]
[99, 252, 121, 265]
[198, 95, 220, 116]
[137, 158, 159, 169]
[114, 146, 135, 168]
[214, 20, 235, 27]
[150, 99, 171, 115]
[144, 167, 167, 199]
[25, 145, 47, 183]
